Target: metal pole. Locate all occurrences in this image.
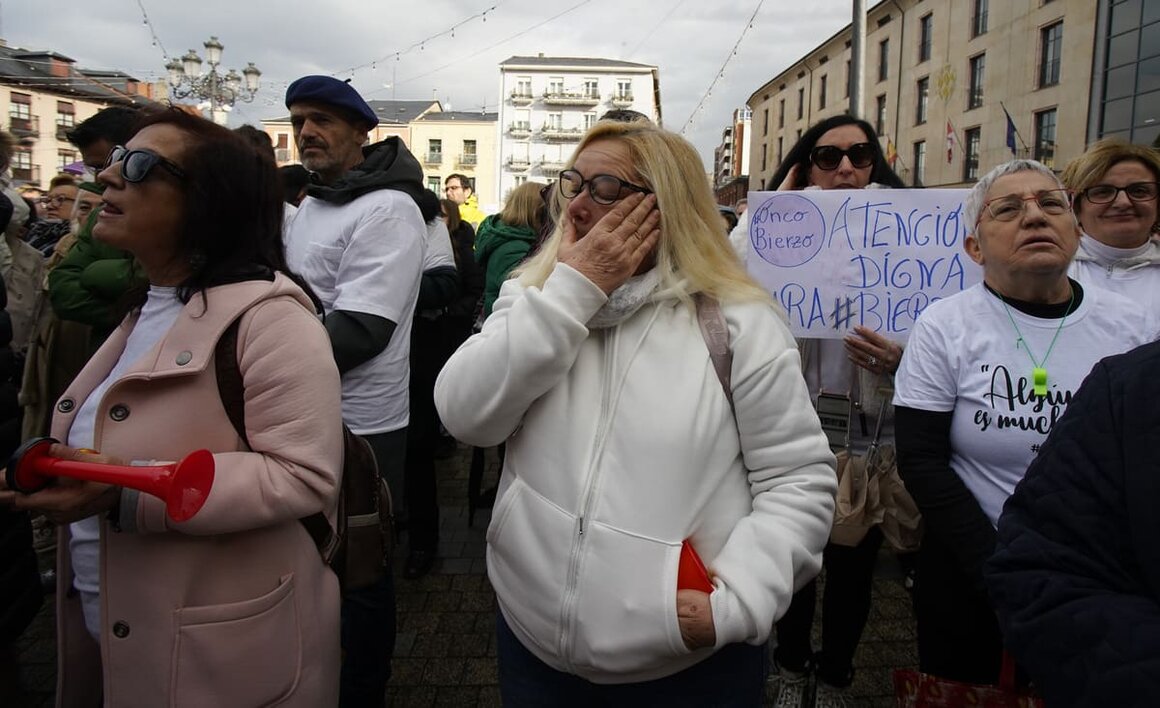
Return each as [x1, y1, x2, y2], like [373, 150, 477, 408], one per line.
[850, 0, 867, 118]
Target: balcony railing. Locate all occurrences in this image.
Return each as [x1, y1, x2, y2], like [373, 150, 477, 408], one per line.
[424, 152, 444, 165]
[540, 125, 584, 142]
[537, 160, 567, 176]
[507, 156, 530, 171]
[610, 93, 634, 107]
[11, 165, 41, 185]
[508, 122, 532, 138]
[9, 115, 40, 138]
[510, 91, 534, 105]
[458, 153, 478, 167]
[542, 90, 601, 107]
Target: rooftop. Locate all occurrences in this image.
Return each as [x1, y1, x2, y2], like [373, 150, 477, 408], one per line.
[0, 43, 152, 106]
[500, 55, 656, 70]
[416, 110, 497, 123]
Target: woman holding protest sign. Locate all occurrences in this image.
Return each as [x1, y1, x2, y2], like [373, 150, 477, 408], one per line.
[1061, 139, 1160, 311]
[892, 159, 1153, 685]
[766, 114, 913, 708]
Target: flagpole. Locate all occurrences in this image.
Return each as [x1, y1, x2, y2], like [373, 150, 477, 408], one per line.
[1000, 101, 1030, 152]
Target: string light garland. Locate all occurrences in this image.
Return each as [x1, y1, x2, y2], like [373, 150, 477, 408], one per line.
[680, 0, 766, 135]
[134, 0, 171, 61]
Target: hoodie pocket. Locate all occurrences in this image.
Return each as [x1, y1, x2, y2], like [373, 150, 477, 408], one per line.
[569, 522, 692, 674]
[171, 573, 301, 706]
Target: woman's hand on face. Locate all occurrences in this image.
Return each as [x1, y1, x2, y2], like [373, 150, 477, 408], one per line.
[844, 325, 904, 375]
[0, 444, 124, 524]
[676, 589, 716, 650]
[558, 192, 661, 295]
[776, 164, 800, 191]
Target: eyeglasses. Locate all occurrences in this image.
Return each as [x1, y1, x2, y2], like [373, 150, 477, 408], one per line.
[1080, 181, 1159, 204]
[979, 189, 1073, 225]
[38, 195, 75, 208]
[809, 143, 876, 171]
[104, 146, 186, 183]
[558, 169, 651, 205]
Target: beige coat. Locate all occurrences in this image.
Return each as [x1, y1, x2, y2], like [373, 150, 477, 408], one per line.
[52, 274, 343, 708]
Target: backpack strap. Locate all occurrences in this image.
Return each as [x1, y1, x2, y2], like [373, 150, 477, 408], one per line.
[694, 293, 734, 414]
[214, 319, 337, 559]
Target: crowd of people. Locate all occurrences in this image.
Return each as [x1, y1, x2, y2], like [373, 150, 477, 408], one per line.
[0, 72, 1155, 708]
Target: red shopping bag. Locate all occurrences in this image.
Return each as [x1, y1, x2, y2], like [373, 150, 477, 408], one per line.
[893, 654, 1044, 708]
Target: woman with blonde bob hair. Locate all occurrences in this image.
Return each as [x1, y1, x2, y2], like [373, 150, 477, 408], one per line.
[436, 119, 837, 703]
[1061, 139, 1160, 311]
[475, 180, 547, 318]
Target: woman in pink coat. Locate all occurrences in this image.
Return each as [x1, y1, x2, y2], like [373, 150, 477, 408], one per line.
[0, 109, 344, 707]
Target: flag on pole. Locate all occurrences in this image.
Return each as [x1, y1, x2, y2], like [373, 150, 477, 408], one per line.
[1003, 106, 1018, 156]
[946, 120, 956, 164]
[885, 138, 898, 167]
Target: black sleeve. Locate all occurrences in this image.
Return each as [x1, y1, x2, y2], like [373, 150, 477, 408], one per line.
[417, 266, 460, 311]
[325, 310, 396, 374]
[895, 405, 997, 595]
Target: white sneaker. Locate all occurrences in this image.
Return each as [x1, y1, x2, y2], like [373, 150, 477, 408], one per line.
[812, 680, 851, 708]
[770, 666, 811, 708]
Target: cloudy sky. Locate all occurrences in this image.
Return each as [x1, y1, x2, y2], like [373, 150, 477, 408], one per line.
[6, 0, 861, 168]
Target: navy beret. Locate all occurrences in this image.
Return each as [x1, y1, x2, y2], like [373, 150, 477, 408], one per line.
[285, 75, 378, 129]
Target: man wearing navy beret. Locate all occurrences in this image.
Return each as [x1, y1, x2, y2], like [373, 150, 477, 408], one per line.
[283, 75, 427, 708]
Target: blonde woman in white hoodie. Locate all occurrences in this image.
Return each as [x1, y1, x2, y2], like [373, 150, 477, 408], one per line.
[435, 120, 836, 705]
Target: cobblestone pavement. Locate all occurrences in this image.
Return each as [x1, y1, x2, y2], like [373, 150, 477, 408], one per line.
[13, 442, 916, 707]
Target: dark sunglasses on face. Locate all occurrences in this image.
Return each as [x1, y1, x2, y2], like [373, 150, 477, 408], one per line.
[558, 169, 651, 205]
[810, 143, 876, 171]
[104, 146, 186, 183]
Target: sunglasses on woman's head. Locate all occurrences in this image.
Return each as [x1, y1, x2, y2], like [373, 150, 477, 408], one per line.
[810, 143, 875, 171]
[104, 146, 186, 183]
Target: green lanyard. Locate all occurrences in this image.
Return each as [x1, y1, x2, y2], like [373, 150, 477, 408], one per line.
[998, 289, 1075, 397]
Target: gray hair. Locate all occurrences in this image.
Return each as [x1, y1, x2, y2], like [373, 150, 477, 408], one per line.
[965, 159, 1065, 231]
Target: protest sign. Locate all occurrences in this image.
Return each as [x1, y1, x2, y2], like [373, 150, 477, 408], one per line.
[746, 188, 981, 341]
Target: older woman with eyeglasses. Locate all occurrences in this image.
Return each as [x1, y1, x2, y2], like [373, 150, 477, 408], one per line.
[435, 120, 836, 703]
[1061, 139, 1160, 310]
[0, 109, 343, 706]
[892, 159, 1155, 686]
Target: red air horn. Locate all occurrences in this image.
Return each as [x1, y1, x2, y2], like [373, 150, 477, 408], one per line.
[6, 437, 215, 522]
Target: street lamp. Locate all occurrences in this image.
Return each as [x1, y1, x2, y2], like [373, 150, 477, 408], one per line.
[166, 37, 261, 125]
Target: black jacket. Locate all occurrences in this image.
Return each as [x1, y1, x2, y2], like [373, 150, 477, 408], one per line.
[985, 340, 1160, 707]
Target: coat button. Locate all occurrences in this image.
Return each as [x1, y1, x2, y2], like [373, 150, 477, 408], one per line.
[112, 621, 130, 638]
[109, 405, 130, 422]
[175, 351, 193, 366]
[57, 398, 75, 413]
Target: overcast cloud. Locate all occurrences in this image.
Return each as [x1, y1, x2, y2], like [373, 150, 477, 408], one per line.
[6, 0, 858, 169]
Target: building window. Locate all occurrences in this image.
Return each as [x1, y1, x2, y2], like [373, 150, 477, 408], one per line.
[875, 94, 887, 136]
[462, 139, 477, 166]
[616, 79, 632, 99]
[546, 112, 562, 130]
[1040, 22, 1063, 87]
[1034, 108, 1057, 168]
[819, 75, 828, 109]
[761, 143, 768, 172]
[9, 92, 31, 121]
[515, 77, 532, 98]
[583, 112, 597, 130]
[797, 87, 805, 119]
[778, 99, 785, 128]
[426, 176, 441, 193]
[777, 136, 784, 165]
[878, 39, 890, 82]
[919, 14, 933, 63]
[427, 139, 442, 164]
[58, 150, 77, 170]
[963, 127, 981, 181]
[971, 0, 989, 37]
[968, 54, 986, 109]
[764, 108, 770, 136]
[916, 77, 930, 124]
[548, 77, 564, 95]
[845, 60, 852, 97]
[583, 78, 599, 98]
[56, 101, 75, 126]
[513, 175, 527, 187]
[797, 128, 802, 141]
[913, 141, 926, 187]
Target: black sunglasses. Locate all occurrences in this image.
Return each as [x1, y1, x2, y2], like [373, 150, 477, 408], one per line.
[104, 146, 186, 183]
[810, 143, 876, 171]
[558, 169, 651, 206]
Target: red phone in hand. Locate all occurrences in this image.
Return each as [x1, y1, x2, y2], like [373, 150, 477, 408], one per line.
[678, 539, 714, 593]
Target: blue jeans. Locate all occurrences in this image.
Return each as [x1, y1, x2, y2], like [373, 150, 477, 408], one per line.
[340, 428, 406, 708]
[496, 611, 766, 707]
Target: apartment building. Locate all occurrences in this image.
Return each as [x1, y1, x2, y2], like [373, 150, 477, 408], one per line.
[713, 107, 752, 206]
[262, 99, 441, 165]
[496, 55, 661, 200]
[746, 0, 1105, 190]
[1, 41, 160, 188]
[410, 110, 499, 211]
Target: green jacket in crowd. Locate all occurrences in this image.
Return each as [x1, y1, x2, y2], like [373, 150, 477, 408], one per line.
[475, 213, 538, 319]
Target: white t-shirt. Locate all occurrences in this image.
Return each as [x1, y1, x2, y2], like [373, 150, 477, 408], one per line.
[68, 286, 184, 639]
[285, 189, 426, 435]
[424, 218, 457, 272]
[894, 283, 1154, 526]
[1069, 235, 1160, 314]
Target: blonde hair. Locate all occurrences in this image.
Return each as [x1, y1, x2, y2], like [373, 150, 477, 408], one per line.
[515, 121, 770, 305]
[500, 181, 547, 231]
[1061, 139, 1160, 221]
